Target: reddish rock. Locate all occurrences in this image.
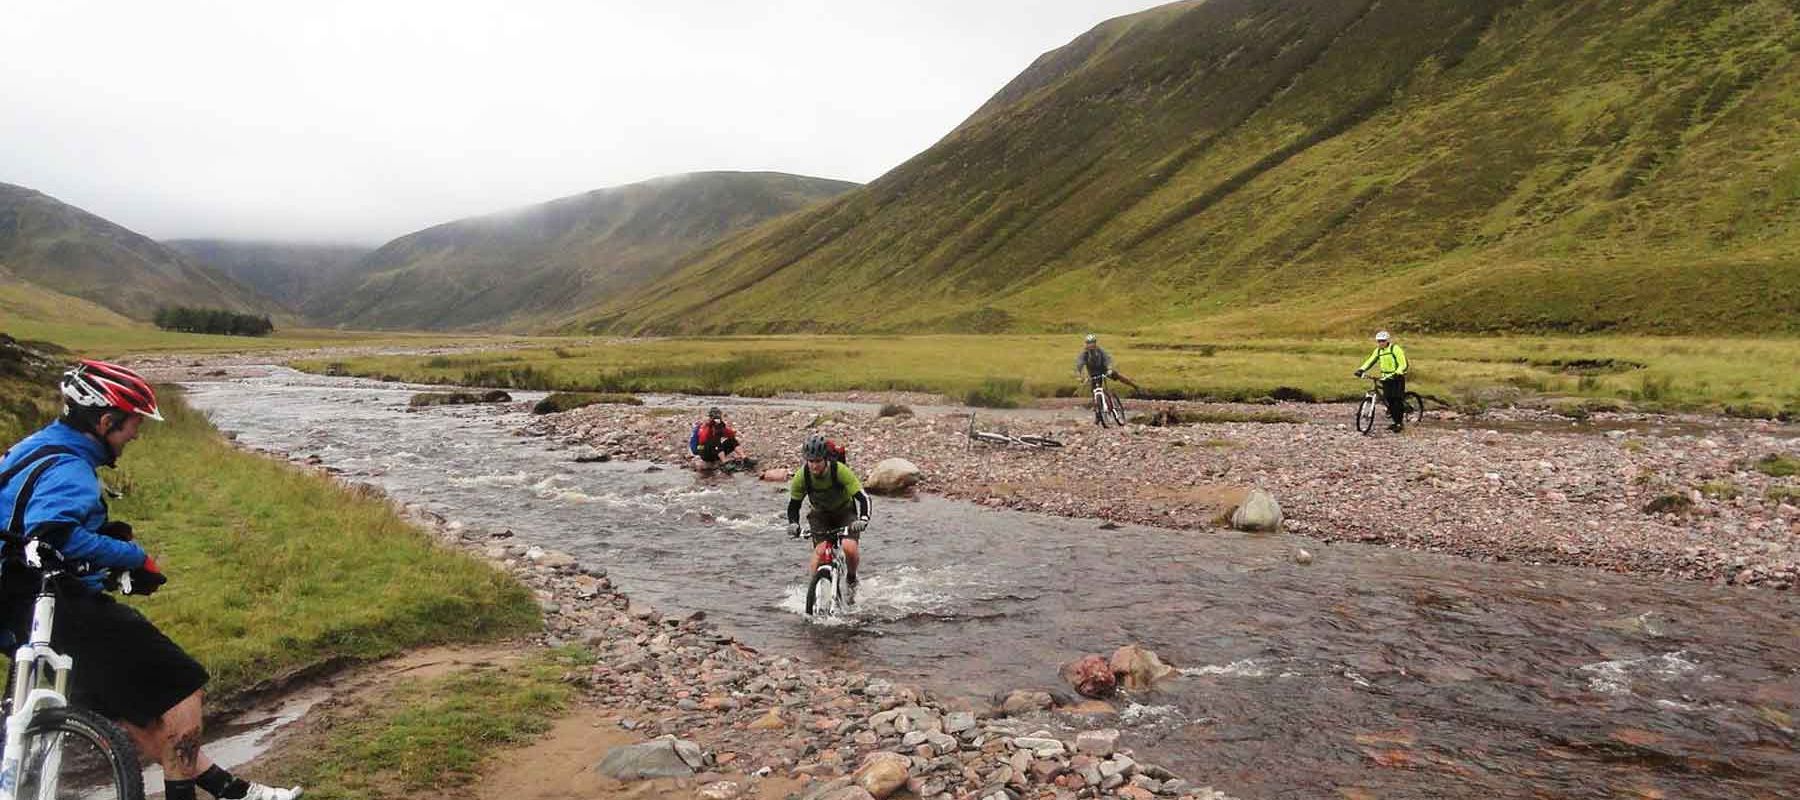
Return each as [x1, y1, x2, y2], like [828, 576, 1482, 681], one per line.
[1060, 654, 1117, 698]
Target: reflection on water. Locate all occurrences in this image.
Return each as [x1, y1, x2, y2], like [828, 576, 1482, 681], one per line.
[184, 369, 1800, 799]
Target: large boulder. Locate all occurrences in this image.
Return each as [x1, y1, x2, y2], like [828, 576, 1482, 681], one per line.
[1229, 489, 1283, 532]
[1060, 654, 1117, 698]
[596, 737, 704, 779]
[863, 458, 922, 496]
[852, 752, 911, 799]
[1110, 645, 1176, 691]
[760, 467, 790, 483]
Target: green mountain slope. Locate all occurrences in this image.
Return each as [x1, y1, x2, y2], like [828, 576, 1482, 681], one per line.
[165, 239, 371, 311]
[580, 0, 1799, 336]
[305, 172, 858, 331]
[0, 183, 270, 320]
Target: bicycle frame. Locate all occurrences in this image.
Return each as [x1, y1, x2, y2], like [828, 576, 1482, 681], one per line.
[1090, 375, 1114, 421]
[0, 549, 75, 800]
[807, 527, 851, 616]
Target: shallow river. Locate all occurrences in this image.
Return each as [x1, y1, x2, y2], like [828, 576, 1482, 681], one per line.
[183, 369, 1799, 800]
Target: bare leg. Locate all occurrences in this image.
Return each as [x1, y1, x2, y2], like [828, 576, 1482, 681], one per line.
[120, 690, 213, 780]
[843, 539, 860, 579]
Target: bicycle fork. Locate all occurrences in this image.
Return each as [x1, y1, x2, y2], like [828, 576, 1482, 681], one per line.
[0, 593, 72, 799]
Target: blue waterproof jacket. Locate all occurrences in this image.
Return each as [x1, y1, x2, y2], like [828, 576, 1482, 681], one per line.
[1, 421, 149, 592]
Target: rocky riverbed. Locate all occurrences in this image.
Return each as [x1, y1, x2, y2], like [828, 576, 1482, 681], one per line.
[525, 396, 1799, 590]
[383, 495, 1238, 800]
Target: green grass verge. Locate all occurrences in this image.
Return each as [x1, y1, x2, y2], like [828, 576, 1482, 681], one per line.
[264, 648, 587, 799]
[291, 333, 1800, 415]
[101, 392, 540, 697]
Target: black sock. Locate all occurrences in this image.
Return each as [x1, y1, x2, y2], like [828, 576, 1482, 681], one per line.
[166, 779, 199, 800]
[196, 765, 251, 799]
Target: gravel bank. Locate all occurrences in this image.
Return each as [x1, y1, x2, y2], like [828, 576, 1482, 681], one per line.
[526, 397, 1799, 590]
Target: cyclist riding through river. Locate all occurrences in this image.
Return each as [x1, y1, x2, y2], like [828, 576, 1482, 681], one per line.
[785, 434, 870, 606]
[1074, 334, 1141, 392]
[1354, 330, 1410, 432]
[0, 360, 302, 800]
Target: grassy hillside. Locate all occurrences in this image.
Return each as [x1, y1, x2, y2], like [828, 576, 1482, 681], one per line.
[0, 182, 271, 319]
[305, 171, 857, 331]
[577, 0, 1799, 336]
[166, 239, 371, 311]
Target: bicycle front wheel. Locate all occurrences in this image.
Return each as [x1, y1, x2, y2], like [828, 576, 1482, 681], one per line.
[1406, 392, 1426, 425]
[805, 569, 835, 616]
[1107, 392, 1127, 426]
[18, 705, 146, 800]
[1355, 394, 1378, 435]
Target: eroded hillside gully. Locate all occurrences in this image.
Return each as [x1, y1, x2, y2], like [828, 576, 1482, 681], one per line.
[178, 368, 1798, 799]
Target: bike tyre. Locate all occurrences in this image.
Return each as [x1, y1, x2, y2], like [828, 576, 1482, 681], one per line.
[1355, 395, 1378, 435]
[1094, 400, 1108, 428]
[971, 432, 1012, 446]
[1017, 436, 1063, 448]
[1406, 392, 1426, 425]
[805, 568, 835, 617]
[18, 705, 146, 800]
[1107, 392, 1127, 427]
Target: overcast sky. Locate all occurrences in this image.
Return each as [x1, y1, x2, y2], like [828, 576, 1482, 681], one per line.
[1, 1, 1160, 244]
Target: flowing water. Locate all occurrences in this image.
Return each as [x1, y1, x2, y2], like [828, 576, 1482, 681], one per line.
[183, 369, 1799, 800]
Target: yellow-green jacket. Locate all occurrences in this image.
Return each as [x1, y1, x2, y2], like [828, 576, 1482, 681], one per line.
[1358, 344, 1408, 377]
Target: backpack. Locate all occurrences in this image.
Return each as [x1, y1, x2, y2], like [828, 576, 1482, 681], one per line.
[688, 423, 702, 455]
[2, 445, 80, 542]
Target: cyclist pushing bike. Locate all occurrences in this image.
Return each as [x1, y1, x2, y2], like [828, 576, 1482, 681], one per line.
[785, 435, 870, 606]
[0, 360, 301, 800]
[1074, 334, 1141, 392]
[1354, 330, 1410, 433]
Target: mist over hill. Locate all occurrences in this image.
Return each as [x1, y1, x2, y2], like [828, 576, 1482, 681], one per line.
[303, 171, 858, 331]
[165, 239, 371, 311]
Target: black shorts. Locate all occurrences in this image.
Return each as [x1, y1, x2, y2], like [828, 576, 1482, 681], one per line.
[806, 504, 860, 540]
[4, 587, 209, 727]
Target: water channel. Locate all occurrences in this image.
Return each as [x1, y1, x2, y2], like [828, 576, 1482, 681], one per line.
[182, 369, 1799, 799]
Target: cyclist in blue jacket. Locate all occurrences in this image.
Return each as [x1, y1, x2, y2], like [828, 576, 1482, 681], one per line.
[0, 360, 302, 800]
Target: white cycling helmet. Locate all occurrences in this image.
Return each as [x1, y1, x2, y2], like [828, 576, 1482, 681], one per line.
[1374, 330, 1390, 342]
[1084, 333, 1098, 344]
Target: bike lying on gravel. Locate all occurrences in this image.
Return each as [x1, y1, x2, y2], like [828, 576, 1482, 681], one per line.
[966, 415, 1064, 450]
[1354, 375, 1425, 435]
[802, 527, 853, 618]
[1089, 375, 1127, 428]
[0, 539, 146, 800]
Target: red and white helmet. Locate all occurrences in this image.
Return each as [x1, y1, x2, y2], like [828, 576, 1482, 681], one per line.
[61, 360, 164, 422]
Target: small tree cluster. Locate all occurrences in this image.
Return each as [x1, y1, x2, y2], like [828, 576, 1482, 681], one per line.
[152, 307, 275, 336]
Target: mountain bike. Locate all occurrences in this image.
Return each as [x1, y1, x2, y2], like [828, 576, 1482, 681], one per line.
[0, 539, 146, 800]
[1355, 376, 1424, 435]
[802, 527, 852, 617]
[1089, 376, 1126, 428]
[966, 415, 1064, 450]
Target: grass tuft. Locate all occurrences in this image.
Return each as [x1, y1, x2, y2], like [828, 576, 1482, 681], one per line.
[1752, 453, 1798, 478]
[531, 392, 643, 414]
[1642, 493, 1693, 515]
[965, 377, 1027, 409]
